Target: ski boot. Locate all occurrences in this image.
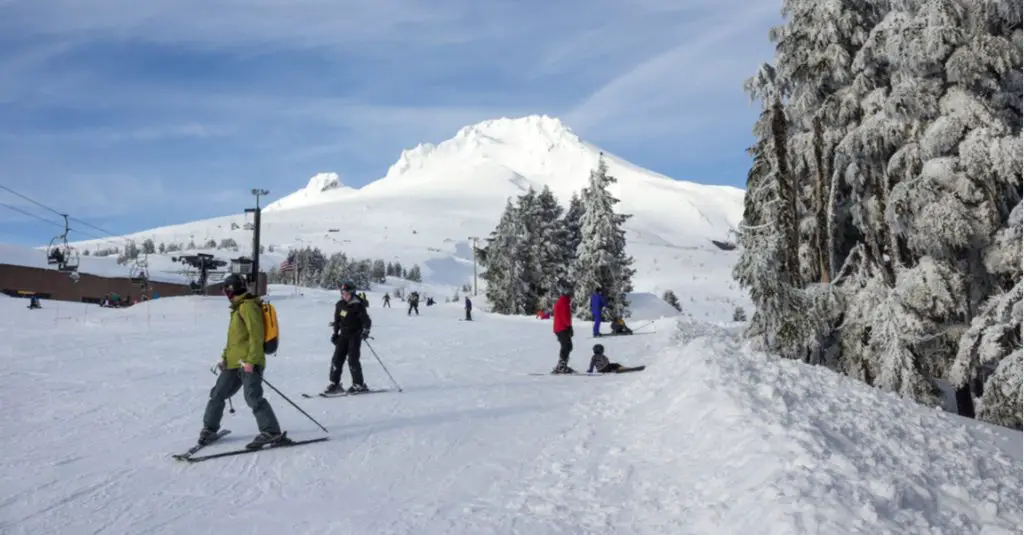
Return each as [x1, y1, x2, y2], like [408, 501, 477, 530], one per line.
[246, 431, 291, 450]
[198, 428, 220, 445]
[323, 382, 344, 395]
[552, 361, 575, 374]
[347, 383, 369, 394]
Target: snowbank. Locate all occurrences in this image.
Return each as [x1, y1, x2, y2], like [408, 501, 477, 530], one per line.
[494, 319, 1023, 534]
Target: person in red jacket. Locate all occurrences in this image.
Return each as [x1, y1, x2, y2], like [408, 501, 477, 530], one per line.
[552, 284, 575, 374]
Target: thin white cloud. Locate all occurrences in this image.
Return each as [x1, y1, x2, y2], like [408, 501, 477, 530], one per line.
[564, 0, 781, 140]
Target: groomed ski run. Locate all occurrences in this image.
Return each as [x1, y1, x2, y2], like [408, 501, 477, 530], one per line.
[1, 288, 1020, 535]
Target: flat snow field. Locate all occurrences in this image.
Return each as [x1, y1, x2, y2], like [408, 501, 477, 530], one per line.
[0, 288, 1020, 535]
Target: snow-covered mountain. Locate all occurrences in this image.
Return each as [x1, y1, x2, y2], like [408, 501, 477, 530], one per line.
[68, 115, 748, 319]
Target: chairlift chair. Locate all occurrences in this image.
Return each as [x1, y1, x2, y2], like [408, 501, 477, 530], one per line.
[46, 214, 80, 273]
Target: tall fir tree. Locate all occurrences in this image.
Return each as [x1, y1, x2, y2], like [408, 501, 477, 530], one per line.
[562, 192, 584, 261]
[571, 154, 636, 320]
[533, 185, 568, 310]
[482, 199, 532, 314]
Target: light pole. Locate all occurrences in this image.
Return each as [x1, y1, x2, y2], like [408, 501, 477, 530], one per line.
[468, 236, 480, 296]
[246, 188, 270, 295]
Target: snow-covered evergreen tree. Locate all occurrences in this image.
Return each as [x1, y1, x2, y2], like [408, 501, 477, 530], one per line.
[662, 289, 681, 311]
[571, 154, 636, 320]
[562, 192, 584, 261]
[406, 264, 422, 283]
[737, 0, 1022, 427]
[481, 199, 532, 314]
[532, 185, 568, 310]
[371, 259, 387, 282]
[512, 187, 543, 313]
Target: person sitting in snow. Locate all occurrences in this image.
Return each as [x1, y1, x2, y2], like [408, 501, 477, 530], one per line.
[587, 343, 630, 373]
[610, 317, 633, 335]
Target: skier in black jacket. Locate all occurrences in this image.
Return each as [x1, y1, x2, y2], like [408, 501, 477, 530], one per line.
[325, 281, 372, 394]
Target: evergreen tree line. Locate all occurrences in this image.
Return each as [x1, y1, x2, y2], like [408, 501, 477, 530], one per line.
[480, 155, 636, 320]
[265, 246, 423, 290]
[733, 0, 1021, 429]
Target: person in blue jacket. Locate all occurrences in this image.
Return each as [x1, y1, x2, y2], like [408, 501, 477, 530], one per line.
[590, 287, 606, 337]
[464, 296, 472, 321]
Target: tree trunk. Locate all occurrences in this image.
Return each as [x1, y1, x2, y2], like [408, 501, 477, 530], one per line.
[812, 117, 831, 283]
[771, 99, 800, 286]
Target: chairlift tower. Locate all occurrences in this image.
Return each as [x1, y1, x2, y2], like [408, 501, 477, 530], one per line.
[245, 188, 269, 296]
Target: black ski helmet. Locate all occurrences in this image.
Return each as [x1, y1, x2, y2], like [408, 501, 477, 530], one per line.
[222, 273, 247, 296]
[339, 280, 355, 292]
[593, 343, 605, 355]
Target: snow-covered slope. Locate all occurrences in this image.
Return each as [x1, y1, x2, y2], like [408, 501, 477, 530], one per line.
[63, 115, 748, 320]
[1, 289, 1019, 534]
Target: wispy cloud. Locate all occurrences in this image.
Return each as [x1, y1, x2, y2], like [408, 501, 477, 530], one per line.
[0, 0, 782, 244]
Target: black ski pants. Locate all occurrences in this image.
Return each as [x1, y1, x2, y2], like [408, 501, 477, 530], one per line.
[465, 309, 472, 321]
[408, 303, 419, 315]
[330, 334, 365, 386]
[556, 328, 573, 364]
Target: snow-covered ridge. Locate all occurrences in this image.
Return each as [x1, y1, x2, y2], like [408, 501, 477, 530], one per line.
[264, 172, 353, 212]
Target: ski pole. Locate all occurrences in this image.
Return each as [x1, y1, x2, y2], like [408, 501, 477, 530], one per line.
[364, 339, 403, 392]
[259, 375, 330, 433]
[632, 320, 655, 332]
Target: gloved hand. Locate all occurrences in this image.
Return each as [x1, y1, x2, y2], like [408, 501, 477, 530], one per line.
[361, 330, 371, 340]
[331, 334, 338, 345]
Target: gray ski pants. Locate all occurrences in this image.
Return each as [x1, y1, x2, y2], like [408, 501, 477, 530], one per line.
[203, 366, 281, 434]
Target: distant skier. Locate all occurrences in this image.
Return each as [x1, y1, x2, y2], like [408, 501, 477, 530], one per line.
[408, 291, 420, 316]
[590, 287, 606, 337]
[552, 283, 575, 374]
[27, 295, 41, 309]
[198, 274, 287, 449]
[382, 293, 391, 308]
[464, 296, 472, 321]
[325, 281, 373, 394]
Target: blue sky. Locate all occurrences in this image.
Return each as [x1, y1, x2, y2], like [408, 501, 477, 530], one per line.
[0, 0, 780, 246]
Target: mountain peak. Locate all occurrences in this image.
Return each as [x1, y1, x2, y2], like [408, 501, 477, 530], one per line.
[384, 114, 586, 181]
[454, 114, 581, 146]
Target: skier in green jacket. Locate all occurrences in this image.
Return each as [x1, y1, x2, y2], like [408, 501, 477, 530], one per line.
[197, 274, 286, 450]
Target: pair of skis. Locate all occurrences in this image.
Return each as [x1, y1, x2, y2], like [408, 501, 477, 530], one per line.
[301, 388, 391, 399]
[171, 429, 328, 463]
